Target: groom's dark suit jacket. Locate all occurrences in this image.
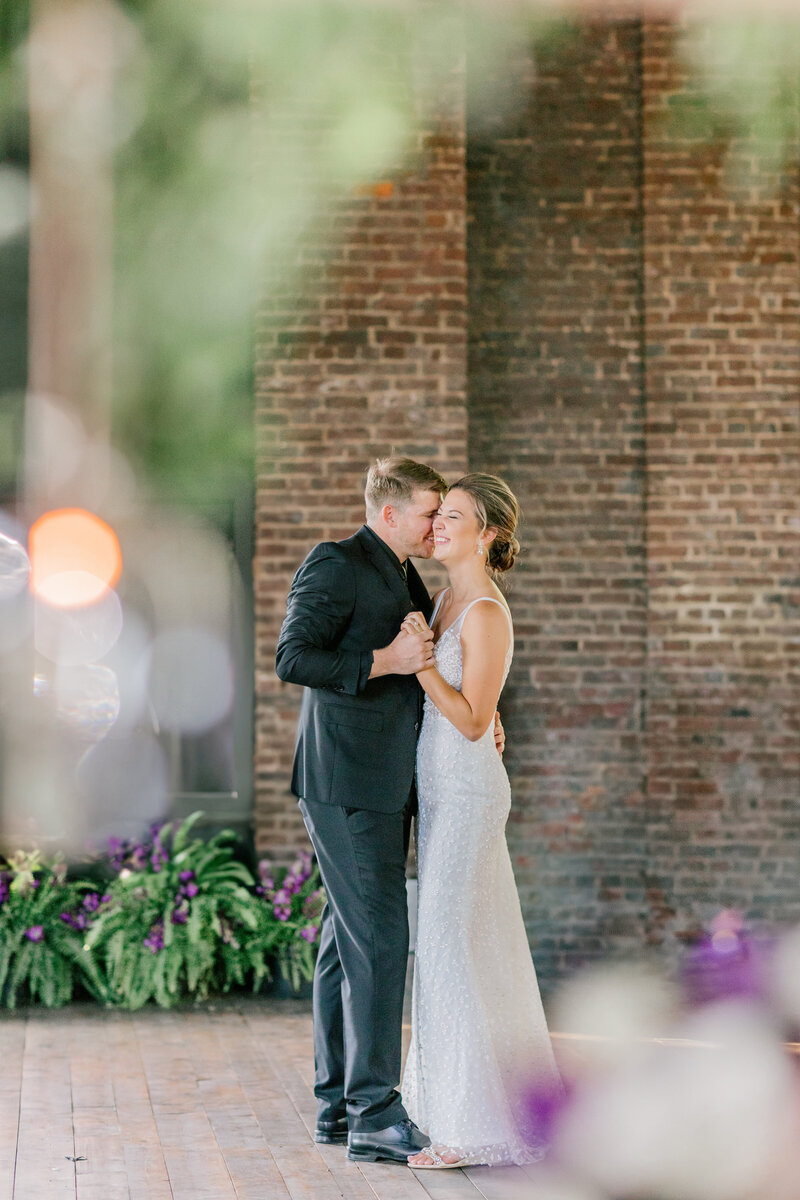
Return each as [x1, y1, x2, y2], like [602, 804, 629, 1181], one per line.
[275, 525, 433, 813]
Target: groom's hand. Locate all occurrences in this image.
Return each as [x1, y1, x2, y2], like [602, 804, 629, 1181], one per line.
[369, 620, 434, 678]
[494, 711, 505, 757]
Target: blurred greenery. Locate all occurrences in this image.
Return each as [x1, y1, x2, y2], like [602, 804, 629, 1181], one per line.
[673, 19, 800, 178]
[109, 0, 536, 505]
[0, 2, 799, 507]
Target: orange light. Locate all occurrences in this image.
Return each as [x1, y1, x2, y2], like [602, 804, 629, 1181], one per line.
[29, 508, 122, 608]
[354, 180, 395, 199]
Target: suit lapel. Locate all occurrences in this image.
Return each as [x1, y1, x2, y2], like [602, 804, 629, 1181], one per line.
[356, 527, 414, 614]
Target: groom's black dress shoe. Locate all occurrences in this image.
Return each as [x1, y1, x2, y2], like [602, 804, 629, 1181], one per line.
[315, 1116, 348, 1144]
[347, 1119, 431, 1163]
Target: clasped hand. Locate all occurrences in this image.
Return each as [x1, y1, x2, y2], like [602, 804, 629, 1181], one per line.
[400, 611, 505, 756]
[389, 611, 435, 674]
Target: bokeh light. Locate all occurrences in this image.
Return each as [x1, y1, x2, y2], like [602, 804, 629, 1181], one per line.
[551, 965, 680, 1075]
[103, 609, 152, 731]
[0, 529, 31, 601]
[29, 507, 122, 608]
[34, 583, 123, 666]
[147, 627, 234, 735]
[51, 664, 121, 741]
[75, 730, 169, 841]
[554, 999, 800, 1200]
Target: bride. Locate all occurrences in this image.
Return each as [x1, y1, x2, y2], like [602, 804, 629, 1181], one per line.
[400, 473, 560, 1169]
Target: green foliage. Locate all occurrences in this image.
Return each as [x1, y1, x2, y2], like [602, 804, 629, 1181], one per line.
[246, 854, 325, 993]
[0, 852, 92, 1009]
[674, 18, 800, 180]
[3, 3, 800, 507]
[82, 812, 262, 1010]
[0, 814, 323, 1011]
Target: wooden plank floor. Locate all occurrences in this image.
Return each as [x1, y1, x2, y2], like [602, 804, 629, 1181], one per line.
[0, 996, 548, 1200]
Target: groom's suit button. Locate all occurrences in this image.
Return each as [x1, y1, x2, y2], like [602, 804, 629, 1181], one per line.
[414, 722, 419, 731]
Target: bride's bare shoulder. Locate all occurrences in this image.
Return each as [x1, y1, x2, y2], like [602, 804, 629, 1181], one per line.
[461, 595, 512, 640]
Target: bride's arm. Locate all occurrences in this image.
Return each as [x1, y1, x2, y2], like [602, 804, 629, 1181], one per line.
[414, 603, 510, 742]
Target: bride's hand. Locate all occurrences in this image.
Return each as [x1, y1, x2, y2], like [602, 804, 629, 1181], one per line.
[402, 612, 431, 640]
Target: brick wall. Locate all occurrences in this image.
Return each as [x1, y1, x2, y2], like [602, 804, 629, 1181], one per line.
[253, 60, 468, 856]
[467, 22, 649, 981]
[642, 22, 800, 938]
[253, 18, 800, 986]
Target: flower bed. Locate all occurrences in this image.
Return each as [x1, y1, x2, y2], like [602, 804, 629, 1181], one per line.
[0, 813, 323, 1010]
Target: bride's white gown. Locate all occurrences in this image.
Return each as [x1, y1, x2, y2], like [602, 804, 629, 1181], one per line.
[402, 592, 560, 1166]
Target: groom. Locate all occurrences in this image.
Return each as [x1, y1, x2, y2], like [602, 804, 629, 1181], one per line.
[276, 456, 450, 1163]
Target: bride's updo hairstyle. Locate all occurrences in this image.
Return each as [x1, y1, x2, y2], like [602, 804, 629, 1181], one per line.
[448, 473, 520, 575]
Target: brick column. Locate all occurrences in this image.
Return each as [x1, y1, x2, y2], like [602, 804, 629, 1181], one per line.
[467, 21, 649, 980]
[642, 22, 800, 936]
[253, 65, 468, 856]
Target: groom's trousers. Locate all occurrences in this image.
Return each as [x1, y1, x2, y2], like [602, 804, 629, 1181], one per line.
[299, 797, 411, 1133]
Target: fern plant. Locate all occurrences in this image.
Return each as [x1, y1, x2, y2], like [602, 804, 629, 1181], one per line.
[83, 812, 258, 1010]
[243, 852, 325, 992]
[0, 852, 97, 1008]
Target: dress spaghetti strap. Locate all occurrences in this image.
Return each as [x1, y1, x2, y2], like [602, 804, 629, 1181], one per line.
[454, 596, 514, 646]
[428, 589, 449, 627]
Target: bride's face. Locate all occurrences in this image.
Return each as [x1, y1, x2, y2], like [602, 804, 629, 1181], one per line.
[433, 488, 489, 565]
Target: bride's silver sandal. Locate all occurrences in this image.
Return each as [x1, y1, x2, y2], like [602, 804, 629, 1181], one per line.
[408, 1145, 467, 1170]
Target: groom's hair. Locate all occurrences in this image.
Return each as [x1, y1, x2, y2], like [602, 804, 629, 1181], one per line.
[364, 456, 447, 519]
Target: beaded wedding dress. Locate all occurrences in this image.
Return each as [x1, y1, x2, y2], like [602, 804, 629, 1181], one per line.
[402, 593, 560, 1166]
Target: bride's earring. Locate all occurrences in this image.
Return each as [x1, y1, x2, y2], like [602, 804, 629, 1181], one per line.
[476, 542, 484, 556]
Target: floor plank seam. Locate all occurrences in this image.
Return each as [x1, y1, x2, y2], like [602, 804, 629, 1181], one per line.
[197, 1013, 289, 1200]
[128, 1013, 176, 1200]
[10, 1015, 25, 1200]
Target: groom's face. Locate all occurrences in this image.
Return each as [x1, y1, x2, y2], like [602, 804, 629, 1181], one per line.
[393, 489, 443, 560]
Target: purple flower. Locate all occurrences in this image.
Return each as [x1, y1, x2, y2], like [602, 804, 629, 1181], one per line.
[0, 874, 9, 906]
[143, 920, 165, 953]
[24, 926, 44, 942]
[300, 925, 318, 944]
[179, 870, 194, 883]
[682, 910, 770, 1007]
[60, 911, 87, 931]
[61, 891, 109, 932]
[129, 844, 148, 871]
[110, 836, 151, 872]
[150, 834, 168, 873]
[256, 861, 276, 900]
[303, 889, 325, 921]
[107, 837, 125, 870]
[172, 902, 188, 925]
[291, 851, 313, 885]
[183, 881, 199, 899]
[273, 887, 292, 921]
[522, 1076, 571, 1148]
